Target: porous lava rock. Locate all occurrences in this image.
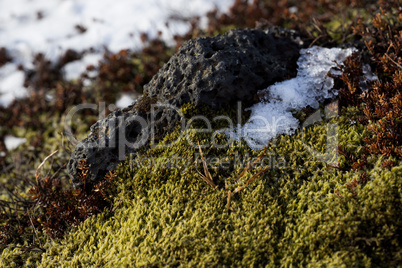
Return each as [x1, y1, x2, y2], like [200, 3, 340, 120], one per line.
[67, 28, 301, 189]
[144, 28, 301, 109]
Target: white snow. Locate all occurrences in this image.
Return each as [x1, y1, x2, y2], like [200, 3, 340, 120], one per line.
[0, 0, 234, 107]
[0, 63, 27, 107]
[62, 53, 103, 81]
[115, 94, 136, 108]
[4, 135, 27, 151]
[229, 46, 356, 150]
[288, 6, 298, 14]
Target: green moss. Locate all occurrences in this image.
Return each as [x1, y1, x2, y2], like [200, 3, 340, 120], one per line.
[12, 108, 399, 267]
[322, 8, 374, 43]
[1, 2, 401, 266]
[1, 245, 45, 268]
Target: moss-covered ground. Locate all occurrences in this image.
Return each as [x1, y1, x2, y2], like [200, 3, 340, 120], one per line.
[2, 104, 401, 267]
[0, 0, 401, 266]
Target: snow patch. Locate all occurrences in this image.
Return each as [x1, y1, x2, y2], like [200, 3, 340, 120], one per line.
[115, 94, 137, 109]
[4, 135, 27, 151]
[0, 0, 234, 106]
[62, 53, 102, 81]
[0, 63, 28, 107]
[228, 46, 356, 150]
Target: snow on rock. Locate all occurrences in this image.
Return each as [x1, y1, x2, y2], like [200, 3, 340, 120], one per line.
[229, 46, 356, 150]
[115, 94, 137, 108]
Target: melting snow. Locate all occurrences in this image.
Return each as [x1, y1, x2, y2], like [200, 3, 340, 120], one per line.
[228, 46, 357, 150]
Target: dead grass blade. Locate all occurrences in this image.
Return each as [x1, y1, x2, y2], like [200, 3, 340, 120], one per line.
[236, 143, 269, 182]
[195, 141, 270, 212]
[197, 142, 216, 188]
[226, 191, 232, 212]
[227, 142, 271, 211]
[233, 167, 270, 194]
[35, 150, 58, 178]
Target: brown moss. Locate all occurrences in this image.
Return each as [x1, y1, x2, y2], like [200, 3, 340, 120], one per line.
[337, 1, 402, 159]
[26, 159, 117, 239]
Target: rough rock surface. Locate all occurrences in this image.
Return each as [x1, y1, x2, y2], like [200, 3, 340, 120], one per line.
[67, 28, 301, 189]
[144, 28, 301, 109]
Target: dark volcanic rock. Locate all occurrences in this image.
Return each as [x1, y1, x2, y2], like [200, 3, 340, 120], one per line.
[67, 28, 301, 189]
[144, 28, 301, 109]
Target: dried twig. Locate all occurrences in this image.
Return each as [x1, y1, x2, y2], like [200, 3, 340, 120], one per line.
[385, 53, 402, 70]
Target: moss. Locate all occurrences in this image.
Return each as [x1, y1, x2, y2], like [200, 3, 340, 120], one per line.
[1, 244, 45, 268]
[0, 110, 97, 196]
[1, 1, 401, 266]
[15, 107, 400, 267]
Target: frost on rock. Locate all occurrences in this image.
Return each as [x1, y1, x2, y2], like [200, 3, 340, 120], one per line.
[230, 46, 356, 150]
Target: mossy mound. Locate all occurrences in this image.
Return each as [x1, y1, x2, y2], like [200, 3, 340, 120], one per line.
[1, 1, 401, 267]
[2, 106, 400, 267]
